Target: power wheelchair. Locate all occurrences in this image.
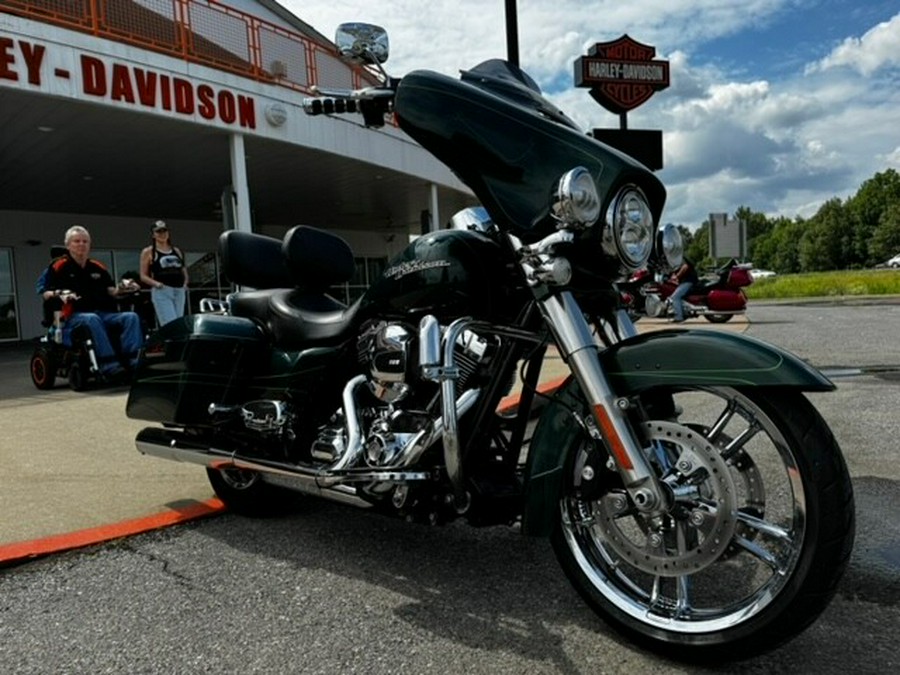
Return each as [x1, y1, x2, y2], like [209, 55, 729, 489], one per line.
[29, 299, 106, 391]
[29, 250, 148, 391]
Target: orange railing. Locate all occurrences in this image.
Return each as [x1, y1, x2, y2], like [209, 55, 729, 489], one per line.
[0, 0, 374, 93]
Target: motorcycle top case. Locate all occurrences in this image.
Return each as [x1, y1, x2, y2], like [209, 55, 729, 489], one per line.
[727, 267, 753, 288]
[126, 313, 271, 424]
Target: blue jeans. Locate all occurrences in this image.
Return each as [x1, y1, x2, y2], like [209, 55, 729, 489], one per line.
[64, 311, 143, 374]
[671, 282, 693, 321]
[151, 285, 187, 327]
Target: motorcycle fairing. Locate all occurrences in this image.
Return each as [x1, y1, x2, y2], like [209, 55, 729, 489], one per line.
[520, 329, 834, 536]
[393, 68, 665, 244]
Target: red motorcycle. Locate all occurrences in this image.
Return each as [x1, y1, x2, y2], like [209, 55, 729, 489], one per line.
[623, 259, 753, 323]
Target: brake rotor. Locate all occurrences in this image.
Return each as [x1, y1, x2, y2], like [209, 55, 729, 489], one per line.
[590, 421, 739, 577]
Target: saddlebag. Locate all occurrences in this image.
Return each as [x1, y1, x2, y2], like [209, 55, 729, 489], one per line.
[706, 289, 746, 311]
[125, 314, 270, 424]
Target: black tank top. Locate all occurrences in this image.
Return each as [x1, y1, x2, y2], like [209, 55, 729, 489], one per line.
[151, 245, 185, 288]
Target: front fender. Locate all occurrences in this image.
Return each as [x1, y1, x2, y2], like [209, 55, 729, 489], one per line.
[521, 329, 833, 536]
[599, 328, 834, 393]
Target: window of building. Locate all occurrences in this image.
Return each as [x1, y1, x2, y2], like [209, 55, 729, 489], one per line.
[185, 251, 229, 314]
[0, 248, 18, 341]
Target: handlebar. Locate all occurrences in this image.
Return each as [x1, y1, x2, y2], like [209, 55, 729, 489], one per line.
[303, 97, 360, 116]
[302, 84, 397, 128]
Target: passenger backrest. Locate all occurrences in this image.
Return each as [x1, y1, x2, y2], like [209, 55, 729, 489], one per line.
[281, 226, 355, 290]
[218, 230, 292, 289]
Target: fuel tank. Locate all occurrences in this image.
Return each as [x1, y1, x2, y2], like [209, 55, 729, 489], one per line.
[360, 229, 523, 323]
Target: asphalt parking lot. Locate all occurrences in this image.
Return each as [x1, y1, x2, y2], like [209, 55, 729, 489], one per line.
[0, 303, 898, 673]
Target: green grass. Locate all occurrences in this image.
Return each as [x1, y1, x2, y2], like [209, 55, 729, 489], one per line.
[745, 269, 900, 299]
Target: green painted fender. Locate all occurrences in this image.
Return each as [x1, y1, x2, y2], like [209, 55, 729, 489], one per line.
[521, 328, 834, 536]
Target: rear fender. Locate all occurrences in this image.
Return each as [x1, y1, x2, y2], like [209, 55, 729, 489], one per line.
[521, 329, 833, 536]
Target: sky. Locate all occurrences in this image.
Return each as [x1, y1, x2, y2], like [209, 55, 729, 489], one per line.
[282, 0, 900, 228]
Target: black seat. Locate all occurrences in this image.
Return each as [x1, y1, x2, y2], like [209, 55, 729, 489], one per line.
[220, 226, 361, 347]
[267, 291, 361, 348]
[229, 289, 280, 323]
[262, 226, 361, 348]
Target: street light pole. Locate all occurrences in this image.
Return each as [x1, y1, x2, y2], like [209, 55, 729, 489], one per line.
[505, 0, 519, 66]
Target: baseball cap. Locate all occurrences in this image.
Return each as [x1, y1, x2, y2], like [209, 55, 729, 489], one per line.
[152, 220, 167, 232]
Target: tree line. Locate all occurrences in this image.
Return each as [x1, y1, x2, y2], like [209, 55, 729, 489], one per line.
[679, 168, 900, 272]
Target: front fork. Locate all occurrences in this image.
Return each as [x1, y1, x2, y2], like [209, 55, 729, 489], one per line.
[537, 291, 666, 513]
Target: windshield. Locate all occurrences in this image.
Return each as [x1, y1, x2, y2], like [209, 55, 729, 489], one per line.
[460, 60, 582, 132]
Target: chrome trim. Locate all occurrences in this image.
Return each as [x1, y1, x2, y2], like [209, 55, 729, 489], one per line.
[327, 374, 367, 473]
[199, 297, 228, 314]
[553, 166, 601, 228]
[440, 317, 475, 491]
[135, 430, 434, 505]
[418, 314, 442, 380]
[537, 291, 664, 511]
[392, 388, 481, 469]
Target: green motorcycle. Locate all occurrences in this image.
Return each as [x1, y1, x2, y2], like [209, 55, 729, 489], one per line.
[126, 23, 854, 661]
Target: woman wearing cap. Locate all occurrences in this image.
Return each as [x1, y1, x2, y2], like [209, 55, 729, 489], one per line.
[139, 220, 189, 327]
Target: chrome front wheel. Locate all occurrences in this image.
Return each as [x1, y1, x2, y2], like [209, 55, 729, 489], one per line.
[551, 386, 854, 660]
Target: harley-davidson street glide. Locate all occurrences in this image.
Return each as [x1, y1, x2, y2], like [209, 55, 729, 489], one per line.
[126, 24, 854, 660]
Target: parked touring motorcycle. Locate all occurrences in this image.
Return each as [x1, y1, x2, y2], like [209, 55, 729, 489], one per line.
[126, 24, 854, 660]
[621, 258, 753, 323]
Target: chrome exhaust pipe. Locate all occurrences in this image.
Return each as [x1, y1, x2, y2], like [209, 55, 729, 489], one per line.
[135, 427, 427, 508]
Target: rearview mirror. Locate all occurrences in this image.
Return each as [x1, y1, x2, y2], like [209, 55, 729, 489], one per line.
[335, 23, 389, 66]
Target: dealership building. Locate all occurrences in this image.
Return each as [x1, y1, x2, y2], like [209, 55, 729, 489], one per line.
[0, 0, 475, 342]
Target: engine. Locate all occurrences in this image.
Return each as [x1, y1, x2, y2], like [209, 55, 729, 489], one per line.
[309, 320, 495, 472]
[357, 319, 491, 404]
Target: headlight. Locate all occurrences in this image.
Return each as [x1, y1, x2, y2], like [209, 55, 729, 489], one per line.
[553, 167, 601, 228]
[658, 223, 684, 270]
[603, 186, 655, 271]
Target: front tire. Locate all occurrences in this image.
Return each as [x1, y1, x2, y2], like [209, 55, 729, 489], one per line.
[551, 386, 854, 661]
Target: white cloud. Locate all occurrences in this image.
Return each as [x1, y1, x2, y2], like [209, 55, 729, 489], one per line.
[883, 146, 900, 169]
[287, 0, 793, 80]
[807, 12, 900, 76]
[282, 2, 900, 227]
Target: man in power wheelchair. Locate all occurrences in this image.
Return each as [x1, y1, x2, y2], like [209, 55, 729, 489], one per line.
[30, 226, 144, 391]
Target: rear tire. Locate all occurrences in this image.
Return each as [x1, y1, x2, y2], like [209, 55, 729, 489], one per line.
[551, 386, 854, 661]
[206, 467, 298, 517]
[30, 348, 56, 389]
[704, 313, 733, 323]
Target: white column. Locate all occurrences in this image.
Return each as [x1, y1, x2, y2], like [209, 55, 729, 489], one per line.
[430, 183, 440, 232]
[229, 133, 253, 233]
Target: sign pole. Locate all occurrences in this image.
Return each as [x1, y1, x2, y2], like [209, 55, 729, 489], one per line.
[505, 0, 519, 67]
[575, 35, 670, 170]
